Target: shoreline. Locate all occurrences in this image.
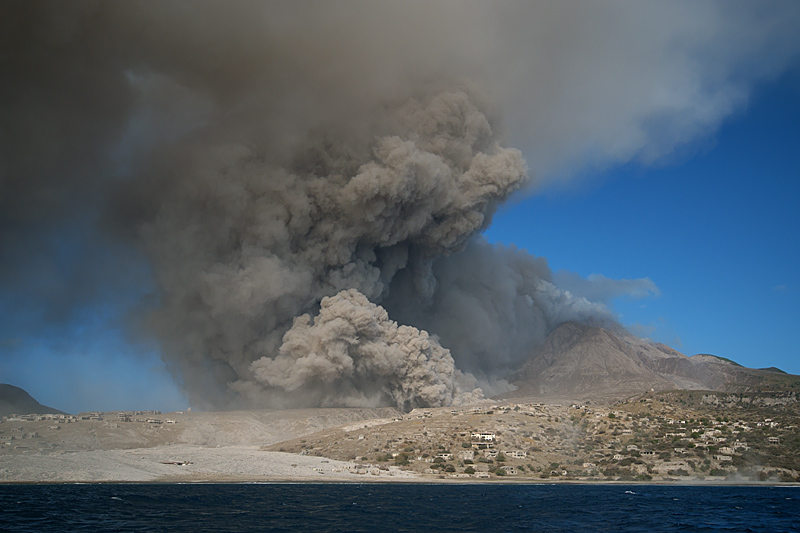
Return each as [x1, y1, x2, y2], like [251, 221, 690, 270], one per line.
[3, 468, 798, 488]
[3, 480, 799, 487]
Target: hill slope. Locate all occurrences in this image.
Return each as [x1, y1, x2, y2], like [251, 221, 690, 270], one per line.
[508, 322, 800, 400]
[0, 384, 66, 417]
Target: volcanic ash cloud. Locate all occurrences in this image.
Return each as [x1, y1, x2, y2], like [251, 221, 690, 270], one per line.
[252, 289, 483, 410]
[140, 89, 528, 410]
[13, 2, 793, 411]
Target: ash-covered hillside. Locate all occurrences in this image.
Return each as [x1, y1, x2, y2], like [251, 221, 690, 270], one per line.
[509, 322, 800, 401]
[0, 384, 65, 417]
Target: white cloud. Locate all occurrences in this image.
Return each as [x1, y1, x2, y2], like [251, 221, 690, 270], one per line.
[553, 271, 660, 304]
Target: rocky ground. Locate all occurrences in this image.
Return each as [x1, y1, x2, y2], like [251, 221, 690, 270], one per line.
[267, 391, 800, 483]
[0, 445, 409, 483]
[0, 407, 413, 483]
[2, 391, 798, 483]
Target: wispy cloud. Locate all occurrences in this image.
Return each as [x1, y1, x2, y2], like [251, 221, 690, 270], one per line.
[554, 271, 660, 304]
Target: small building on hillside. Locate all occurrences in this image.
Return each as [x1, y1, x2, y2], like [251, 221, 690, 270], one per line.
[457, 450, 475, 461]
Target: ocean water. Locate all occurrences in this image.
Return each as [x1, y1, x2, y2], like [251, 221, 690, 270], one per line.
[0, 483, 798, 532]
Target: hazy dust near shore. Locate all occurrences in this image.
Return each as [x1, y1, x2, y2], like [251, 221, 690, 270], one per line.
[0, 407, 417, 483]
[0, 445, 418, 483]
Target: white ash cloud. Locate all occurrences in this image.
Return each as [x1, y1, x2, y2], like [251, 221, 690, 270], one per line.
[2, 2, 800, 410]
[490, 1, 800, 181]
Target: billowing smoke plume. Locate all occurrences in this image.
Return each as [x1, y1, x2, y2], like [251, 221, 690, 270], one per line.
[252, 289, 482, 410]
[383, 239, 612, 389]
[136, 86, 530, 408]
[3, 2, 800, 411]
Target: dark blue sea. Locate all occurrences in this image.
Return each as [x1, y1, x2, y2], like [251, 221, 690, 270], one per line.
[1, 483, 798, 532]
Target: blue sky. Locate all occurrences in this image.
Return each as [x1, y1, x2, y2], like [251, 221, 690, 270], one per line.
[486, 69, 800, 375]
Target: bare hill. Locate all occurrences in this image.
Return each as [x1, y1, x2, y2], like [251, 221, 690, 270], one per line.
[508, 322, 800, 400]
[0, 384, 66, 417]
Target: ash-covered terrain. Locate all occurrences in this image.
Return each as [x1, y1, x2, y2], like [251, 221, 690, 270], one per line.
[509, 322, 800, 400]
[3, 388, 798, 484]
[3, 323, 798, 484]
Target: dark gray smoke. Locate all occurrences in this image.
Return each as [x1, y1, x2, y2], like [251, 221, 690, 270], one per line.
[382, 239, 610, 396]
[3, 1, 799, 410]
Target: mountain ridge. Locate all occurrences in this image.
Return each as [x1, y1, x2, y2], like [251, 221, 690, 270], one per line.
[507, 321, 800, 401]
[0, 383, 67, 417]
